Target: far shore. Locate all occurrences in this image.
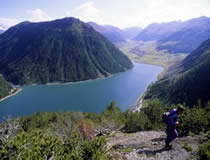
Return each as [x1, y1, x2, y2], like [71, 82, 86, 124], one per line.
[0, 88, 22, 103]
[46, 74, 112, 86]
[28, 74, 113, 86]
[24, 69, 133, 86]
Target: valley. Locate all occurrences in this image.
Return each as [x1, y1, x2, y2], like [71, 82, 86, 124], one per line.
[0, 2, 210, 159]
[117, 40, 187, 71]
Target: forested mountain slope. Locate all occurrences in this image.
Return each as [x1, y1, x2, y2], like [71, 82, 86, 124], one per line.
[0, 18, 133, 85]
[0, 76, 12, 99]
[144, 38, 210, 106]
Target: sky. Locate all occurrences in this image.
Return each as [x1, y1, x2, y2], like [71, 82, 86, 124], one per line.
[1, 0, 210, 30]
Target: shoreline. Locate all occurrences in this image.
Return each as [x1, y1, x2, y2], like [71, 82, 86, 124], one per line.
[0, 88, 22, 103]
[46, 74, 112, 86]
[131, 61, 164, 112]
[28, 74, 114, 86]
[24, 67, 134, 86]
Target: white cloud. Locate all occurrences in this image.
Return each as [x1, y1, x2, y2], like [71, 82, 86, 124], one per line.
[0, 18, 20, 30]
[27, 9, 52, 22]
[133, 0, 210, 28]
[0, 9, 52, 30]
[66, 0, 210, 29]
[66, 1, 104, 24]
[1, 0, 210, 30]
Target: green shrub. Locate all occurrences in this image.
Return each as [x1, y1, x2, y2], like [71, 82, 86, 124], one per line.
[0, 130, 62, 160]
[82, 136, 108, 160]
[179, 107, 209, 136]
[198, 140, 210, 160]
[0, 129, 108, 160]
[123, 111, 150, 133]
[142, 99, 165, 130]
[182, 141, 192, 152]
[101, 101, 125, 127]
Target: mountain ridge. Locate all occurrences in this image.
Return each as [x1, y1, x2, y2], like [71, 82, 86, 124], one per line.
[134, 16, 210, 54]
[88, 22, 142, 43]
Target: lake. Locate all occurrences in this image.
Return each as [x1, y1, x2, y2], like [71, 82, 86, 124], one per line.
[0, 63, 162, 120]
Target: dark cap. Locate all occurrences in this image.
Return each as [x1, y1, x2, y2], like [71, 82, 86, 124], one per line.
[177, 105, 185, 112]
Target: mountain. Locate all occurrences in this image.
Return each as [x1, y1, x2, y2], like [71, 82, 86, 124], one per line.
[134, 21, 183, 41]
[144, 38, 210, 107]
[158, 17, 210, 53]
[122, 27, 142, 40]
[0, 18, 133, 85]
[88, 22, 142, 42]
[0, 29, 4, 34]
[88, 22, 125, 43]
[135, 17, 210, 54]
[0, 76, 13, 99]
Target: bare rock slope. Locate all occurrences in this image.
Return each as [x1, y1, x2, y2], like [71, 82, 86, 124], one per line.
[107, 131, 206, 160]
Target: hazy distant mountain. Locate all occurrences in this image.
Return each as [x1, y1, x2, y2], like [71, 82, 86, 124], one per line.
[0, 18, 133, 85]
[144, 38, 210, 106]
[0, 29, 4, 34]
[134, 21, 183, 41]
[158, 17, 210, 53]
[122, 27, 142, 40]
[88, 22, 142, 43]
[88, 22, 125, 43]
[135, 17, 210, 54]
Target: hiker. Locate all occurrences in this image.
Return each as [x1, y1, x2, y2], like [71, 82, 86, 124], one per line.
[165, 105, 185, 149]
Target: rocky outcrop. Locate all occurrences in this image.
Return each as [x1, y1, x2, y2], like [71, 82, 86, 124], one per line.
[106, 131, 206, 160]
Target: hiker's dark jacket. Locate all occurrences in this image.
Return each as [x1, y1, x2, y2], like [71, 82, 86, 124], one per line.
[166, 109, 178, 128]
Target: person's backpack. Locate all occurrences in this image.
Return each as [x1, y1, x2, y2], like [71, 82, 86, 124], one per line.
[162, 112, 170, 122]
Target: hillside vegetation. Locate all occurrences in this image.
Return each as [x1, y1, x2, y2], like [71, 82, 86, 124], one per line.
[144, 39, 210, 107]
[0, 18, 133, 85]
[0, 76, 12, 99]
[0, 100, 209, 159]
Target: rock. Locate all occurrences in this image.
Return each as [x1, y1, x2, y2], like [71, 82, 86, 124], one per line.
[107, 131, 205, 160]
[152, 142, 158, 145]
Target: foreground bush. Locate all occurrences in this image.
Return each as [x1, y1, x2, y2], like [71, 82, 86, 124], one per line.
[0, 100, 209, 159]
[101, 101, 126, 127]
[142, 99, 165, 130]
[179, 106, 209, 136]
[124, 111, 149, 133]
[124, 99, 165, 133]
[198, 140, 210, 160]
[0, 130, 107, 160]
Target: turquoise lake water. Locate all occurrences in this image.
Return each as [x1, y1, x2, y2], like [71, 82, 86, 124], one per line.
[0, 63, 162, 120]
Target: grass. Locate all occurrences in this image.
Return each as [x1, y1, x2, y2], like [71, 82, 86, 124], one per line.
[118, 40, 187, 73]
[183, 142, 192, 152]
[115, 147, 133, 153]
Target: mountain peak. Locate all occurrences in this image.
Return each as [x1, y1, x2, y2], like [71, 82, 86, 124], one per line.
[0, 17, 133, 85]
